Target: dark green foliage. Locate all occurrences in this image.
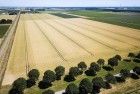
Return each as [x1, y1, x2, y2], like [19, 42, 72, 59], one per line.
[65, 83, 79, 94]
[136, 53, 140, 59]
[38, 81, 52, 89]
[12, 77, 27, 91]
[92, 77, 106, 88]
[78, 61, 87, 70]
[114, 55, 122, 61]
[64, 75, 75, 82]
[0, 19, 12, 24]
[115, 76, 126, 83]
[104, 82, 112, 89]
[85, 68, 96, 76]
[69, 67, 81, 76]
[0, 25, 10, 38]
[90, 62, 101, 72]
[123, 59, 131, 62]
[120, 69, 131, 78]
[79, 86, 88, 94]
[55, 66, 65, 80]
[9, 88, 23, 94]
[79, 70, 83, 75]
[79, 78, 93, 93]
[42, 89, 55, 94]
[43, 70, 56, 83]
[102, 65, 114, 71]
[6, 19, 12, 24]
[105, 73, 116, 84]
[108, 57, 118, 67]
[133, 58, 140, 63]
[133, 66, 140, 75]
[0, 19, 6, 24]
[28, 69, 40, 81]
[130, 73, 139, 79]
[128, 53, 135, 58]
[26, 79, 36, 88]
[92, 85, 101, 94]
[97, 59, 105, 67]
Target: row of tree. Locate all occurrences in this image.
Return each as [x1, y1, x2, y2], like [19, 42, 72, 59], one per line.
[9, 53, 140, 94]
[8, 54, 120, 94]
[63, 66, 140, 94]
[0, 19, 12, 24]
[125, 52, 140, 63]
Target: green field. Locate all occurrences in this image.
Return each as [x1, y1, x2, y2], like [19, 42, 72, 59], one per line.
[68, 10, 140, 29]
[50, 13, 79, 18]
[1, 60, 140, 94]
[0, 25, 10, 38]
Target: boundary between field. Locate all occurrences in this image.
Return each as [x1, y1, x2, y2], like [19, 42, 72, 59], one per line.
[0, 12, 21, 88]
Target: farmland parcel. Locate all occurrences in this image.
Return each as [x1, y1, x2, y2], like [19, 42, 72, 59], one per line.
[2, 13, 140, 86]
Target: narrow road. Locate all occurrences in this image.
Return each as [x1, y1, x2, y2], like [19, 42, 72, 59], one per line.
[0, 12, 20, 88]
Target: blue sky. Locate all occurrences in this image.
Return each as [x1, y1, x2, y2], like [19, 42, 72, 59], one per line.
[0, 0, 140, 7]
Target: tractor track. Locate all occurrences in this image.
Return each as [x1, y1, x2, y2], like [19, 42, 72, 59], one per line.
[36, 15, 95, 56]
[42, 15, 119, 51]
[29, 15, 68, 62]
[65, 19, 140, 49]
[74, 19, 140, 41]
[22, 15, 30, 76]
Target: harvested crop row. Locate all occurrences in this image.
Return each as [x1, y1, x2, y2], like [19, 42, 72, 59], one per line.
[73, 18, 140, 40]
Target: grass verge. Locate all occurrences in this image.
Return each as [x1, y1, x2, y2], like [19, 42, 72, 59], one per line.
[0, 25, 10, 38]
[50, 13, 79, 18]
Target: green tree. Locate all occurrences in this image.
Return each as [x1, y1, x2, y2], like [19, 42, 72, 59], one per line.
[26, 79, 36, 88]
[28, 69, 40, 81]
[90, 62, 101, 72]
[114, 54, 122, 61]
[79, 78, 93, 93]
[97, 59, 105, 68]
[108, 57, 118, 67]
[55, 66, 65, 80]
[92, 77, 106, 88]
[43, 70, 56, 83]
[85, 68, 96, 76]
[120, 69, 131, 78]
[12, 77, 27, 91]
[64, 74, 76, 82]
[128, 52, 135, 58]
[78, 61, 87, 70]
[69, 67, 81, 76]
[133, 66, 140, 75]
[65, 83, 79, 94]
[136, 52, 140, 59]
[105, 73, 116, 84]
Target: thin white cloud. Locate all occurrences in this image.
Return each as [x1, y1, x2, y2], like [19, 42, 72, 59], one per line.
[0, 0, 139, 7]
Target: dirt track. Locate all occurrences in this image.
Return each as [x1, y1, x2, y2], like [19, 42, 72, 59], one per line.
[2, 14, 140, 85]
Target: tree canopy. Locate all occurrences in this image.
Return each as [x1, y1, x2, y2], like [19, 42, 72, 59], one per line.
[65, 83, 79, 94]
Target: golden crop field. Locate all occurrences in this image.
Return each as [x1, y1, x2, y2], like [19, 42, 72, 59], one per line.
[0, 15, 16, 20]
[2, 13, 140, 86]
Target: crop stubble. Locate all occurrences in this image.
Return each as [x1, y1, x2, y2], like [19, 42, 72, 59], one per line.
[2, 13, 140, 85]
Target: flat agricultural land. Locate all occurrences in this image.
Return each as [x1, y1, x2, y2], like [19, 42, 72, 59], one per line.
[0, 14, 16, 20]
[67, 10, 140, 29]
[2, 13, 140, 87]
[50, 13, 79, 18]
